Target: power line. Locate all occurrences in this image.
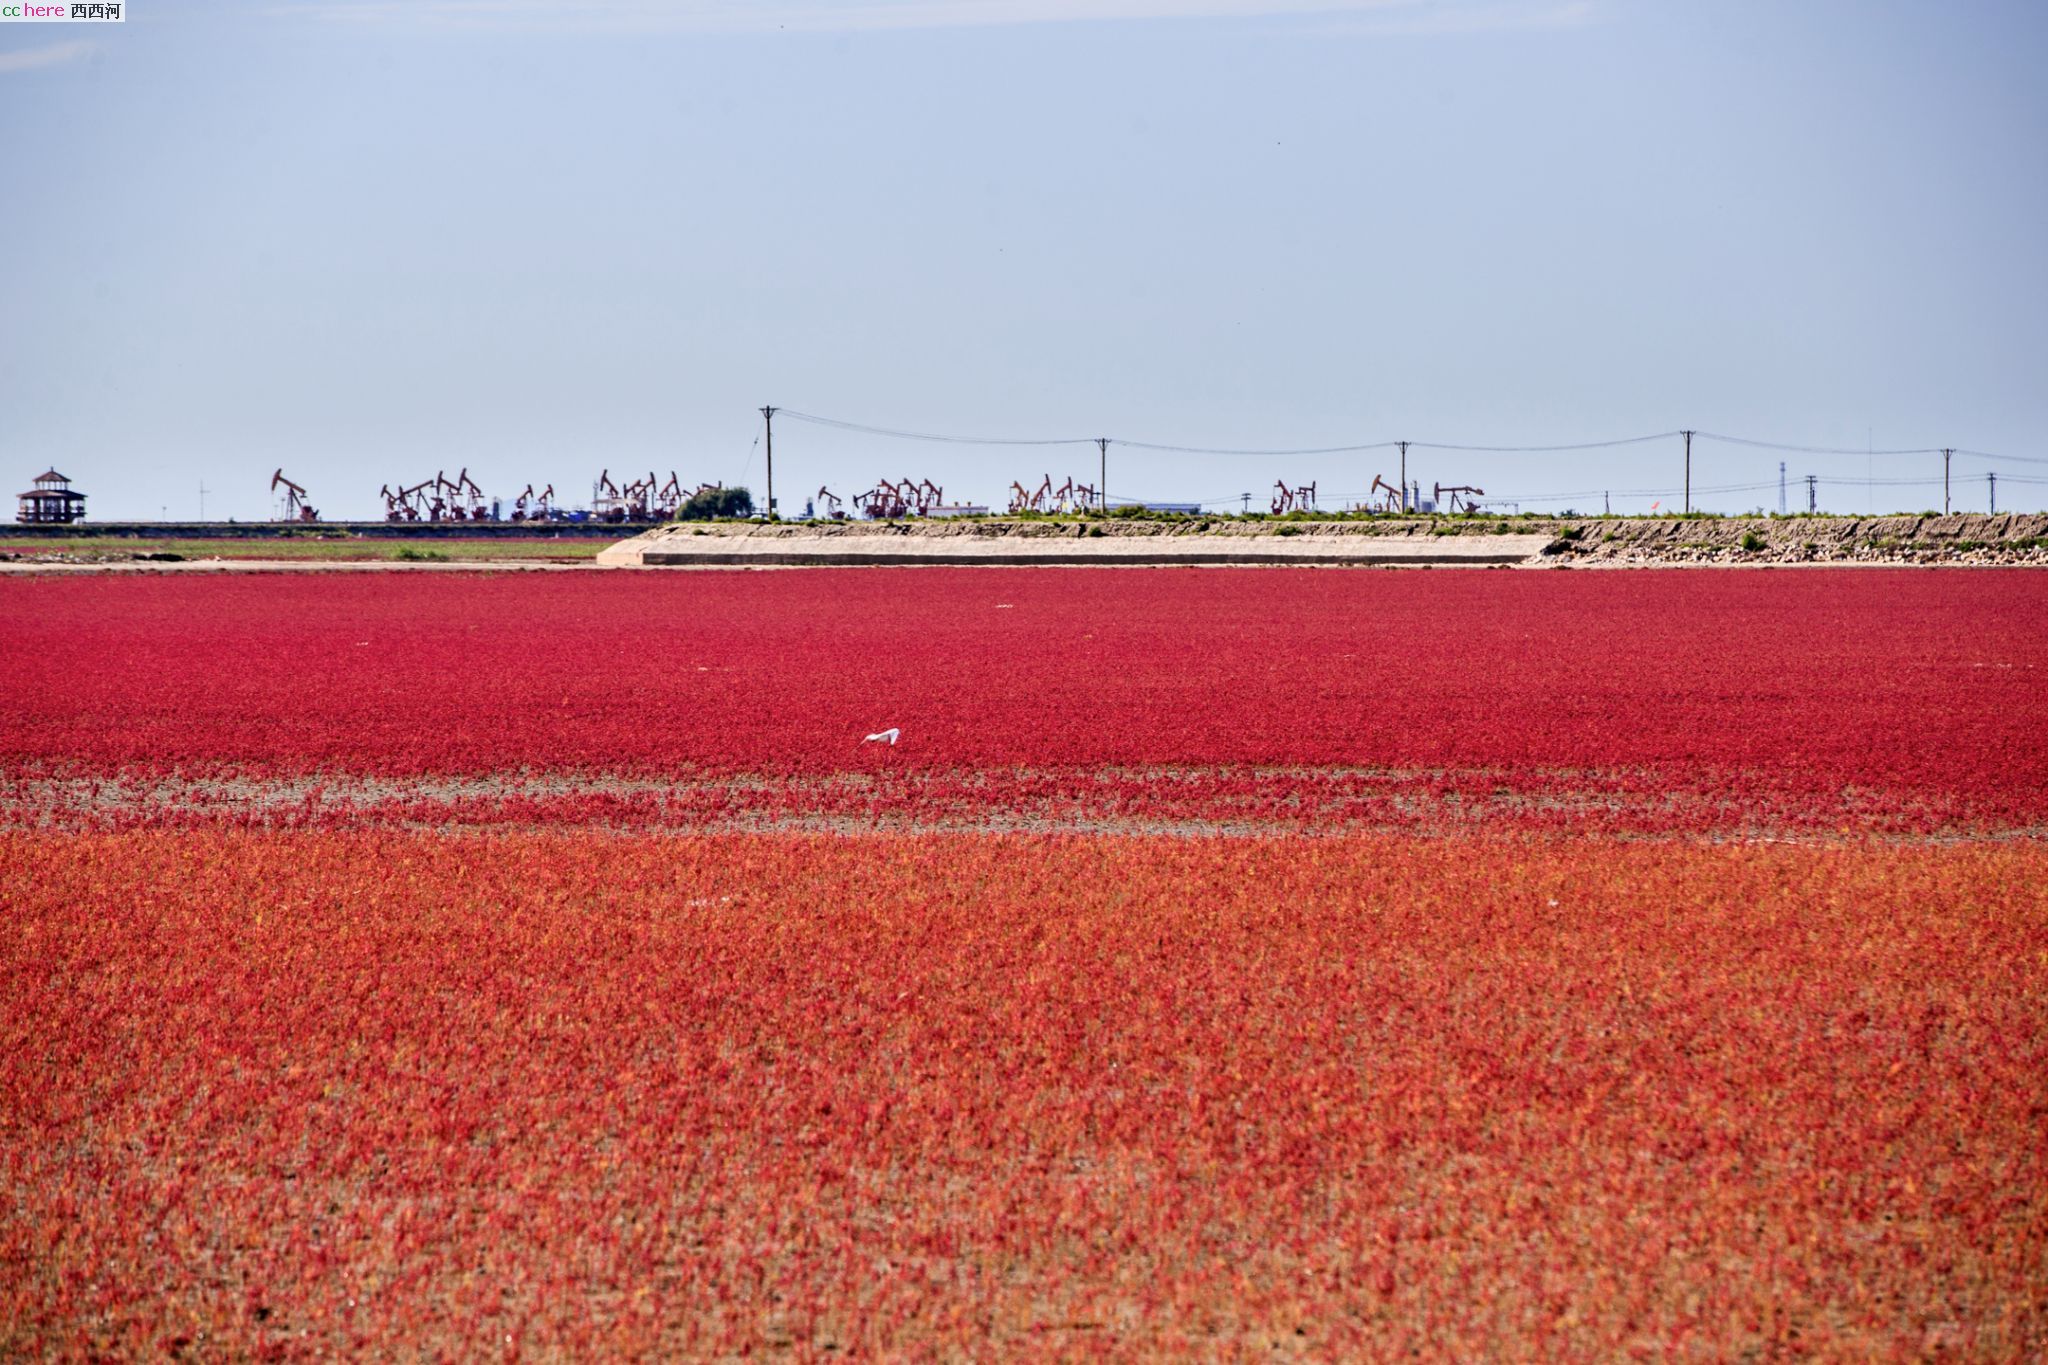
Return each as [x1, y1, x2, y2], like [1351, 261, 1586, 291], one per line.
[1953, 448, 2048, 466]
[1411, 432, 1682, 453]
[1116, 438, 1403, 456]
[777, 410, 2042, 469]
[1492, 480, 1782, 503]
[766, 408, 2043, 512]
[1116, 473, 2048, 510]
[1694, 431, 1943, 456]
[781, 409, 1682, 456]
[1700, 432, 2048, 468]
[776, 409, 1094, 447]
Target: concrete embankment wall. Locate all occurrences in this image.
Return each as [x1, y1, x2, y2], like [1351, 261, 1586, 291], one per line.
[601, 513, 2048, 567]
[1544, 513, 2048, 564]
[604, 528, 1554, 567]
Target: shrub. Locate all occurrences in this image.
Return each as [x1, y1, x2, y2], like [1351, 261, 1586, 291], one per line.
[678, 487, 754, 520]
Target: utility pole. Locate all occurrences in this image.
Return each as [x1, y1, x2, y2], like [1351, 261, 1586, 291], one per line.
[1240, 492, 1250, 515]
[1604, 490, 1610, 516]
[198, 481, 209, 521]
[1989, 472, 1997, 514]
[1097, 437, 1109, 511]
[1943, 448, 1953, 515]
[1398, 441, 1410, 513]
[759, 406, 777, 518]
[1806, 474, 1817, 514]
[1778, 462, 1787, 516]
[1681, 430, 1694, 516]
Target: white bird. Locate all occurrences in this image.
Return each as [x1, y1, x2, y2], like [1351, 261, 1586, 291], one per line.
[862, 728, 901, 745]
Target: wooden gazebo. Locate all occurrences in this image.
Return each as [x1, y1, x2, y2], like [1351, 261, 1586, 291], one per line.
[17, 469, 86, 524]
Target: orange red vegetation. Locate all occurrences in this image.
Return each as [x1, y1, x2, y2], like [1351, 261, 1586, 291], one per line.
[5, 832, 2043, 1358]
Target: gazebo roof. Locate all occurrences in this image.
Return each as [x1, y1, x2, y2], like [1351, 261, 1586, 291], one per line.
[33, 469, 71, 484]
[18, 487, 86, 500]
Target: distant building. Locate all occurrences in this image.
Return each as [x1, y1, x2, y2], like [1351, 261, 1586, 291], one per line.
[17, 469, 87, 524]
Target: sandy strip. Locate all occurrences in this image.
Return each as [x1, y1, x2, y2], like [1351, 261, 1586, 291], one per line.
[0, 559, 603, 573]
[603, 533, 1556, 566]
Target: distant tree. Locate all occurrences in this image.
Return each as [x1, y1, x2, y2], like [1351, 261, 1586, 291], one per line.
[678, 486, 754, 520]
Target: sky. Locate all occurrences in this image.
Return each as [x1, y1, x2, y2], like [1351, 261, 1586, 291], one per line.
[3, 0, 2046, 520]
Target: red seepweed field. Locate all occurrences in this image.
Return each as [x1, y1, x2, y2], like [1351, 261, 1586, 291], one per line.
[5, 568, 2047, 833]
[3, 568, 2046, 1357]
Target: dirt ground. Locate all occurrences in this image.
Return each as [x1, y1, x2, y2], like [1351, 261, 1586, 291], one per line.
[3, 765, 2026, 841]
[0, 536, 605, 566]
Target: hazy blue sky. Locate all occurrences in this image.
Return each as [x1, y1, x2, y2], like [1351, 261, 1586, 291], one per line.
[4, 0, 2045, 519]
